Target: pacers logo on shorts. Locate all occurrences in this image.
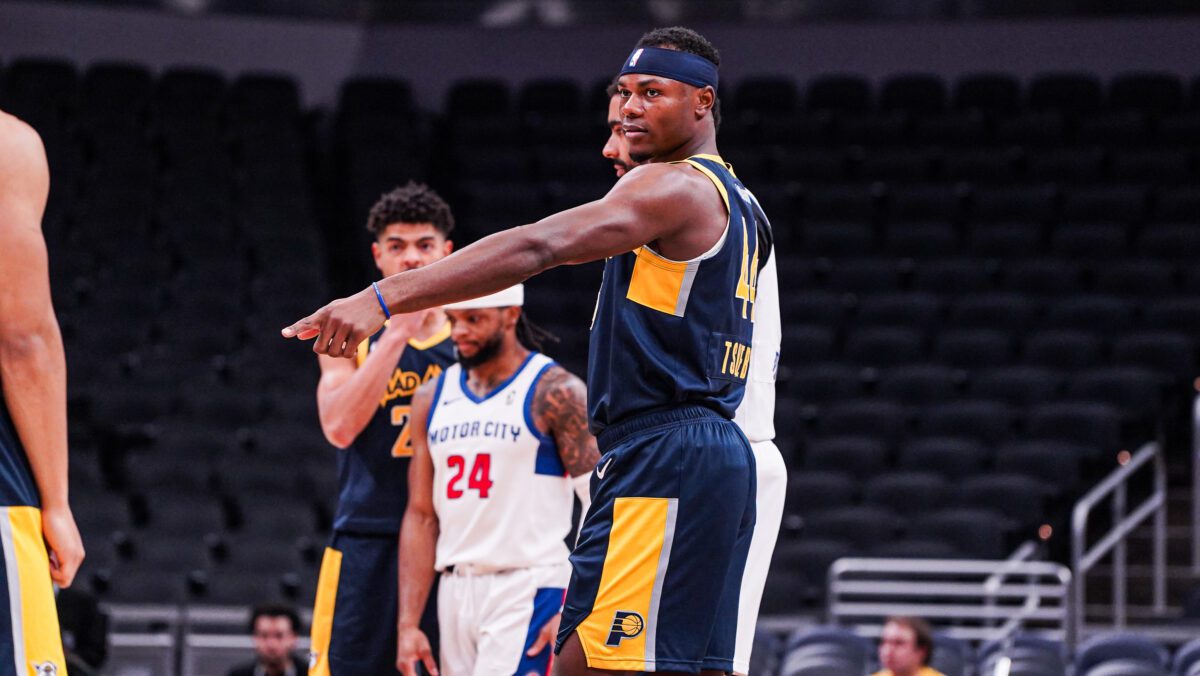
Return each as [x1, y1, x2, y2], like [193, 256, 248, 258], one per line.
[33, 662, 58, 676]
[605, 610, 645, 647]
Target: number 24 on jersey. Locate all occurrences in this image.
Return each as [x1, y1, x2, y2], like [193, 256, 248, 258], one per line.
[446, 454, 493, 499]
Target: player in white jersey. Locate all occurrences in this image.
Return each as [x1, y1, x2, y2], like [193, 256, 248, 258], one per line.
[395, 285, 599, 676]
[603, 87, 786, 675]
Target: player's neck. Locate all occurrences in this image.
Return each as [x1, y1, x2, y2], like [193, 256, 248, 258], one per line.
[649, 130, 719, 164]
[465, 341, 530, 396]
[412, 308, 447, 341]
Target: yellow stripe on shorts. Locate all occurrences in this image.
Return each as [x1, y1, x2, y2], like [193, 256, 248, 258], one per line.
[576, 497, 678, 671]
[1, 506, 66, 675]
[308, 547, 343, 676]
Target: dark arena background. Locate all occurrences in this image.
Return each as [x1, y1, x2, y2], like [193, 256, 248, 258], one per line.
[3, 0, 1200, 673]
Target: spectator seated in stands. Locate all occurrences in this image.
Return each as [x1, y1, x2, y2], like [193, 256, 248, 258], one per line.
[226, 603, 307, 676]
[873, 616, 945, 676]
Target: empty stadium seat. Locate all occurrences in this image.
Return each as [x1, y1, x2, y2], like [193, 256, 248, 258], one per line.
[864, 472, 949, 517]
[804, 436, 889, 476]
[919, 399, 1014, 442]
[910, 508, 1009, 558]
[785, 471, 858, 517]
[930, 633, 972, 676]
[877, 364, 962, 404]
[1074, 633, 1169, 675]
[971, 366, 1062, 405]
[803, 506, 905, 549]
[898, 437, 989, 479]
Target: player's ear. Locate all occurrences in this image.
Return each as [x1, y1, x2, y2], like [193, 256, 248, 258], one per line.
[443, 238, 454, 255]
[371, 240, 384, 271]
[695, 86, 715, 120]
[505, 306, 521, 329]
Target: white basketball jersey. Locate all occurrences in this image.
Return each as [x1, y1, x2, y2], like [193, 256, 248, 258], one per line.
[426, 352, 572, 572]
[734, 250, 780, 443]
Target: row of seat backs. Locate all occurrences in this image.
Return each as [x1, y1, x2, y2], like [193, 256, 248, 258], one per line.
[774, 628, 1200, 676]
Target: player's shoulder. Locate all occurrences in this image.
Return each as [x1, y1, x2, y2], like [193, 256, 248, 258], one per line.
[0, 111, 47, 169]
[533, 363, 586, 401]
[623, 160, 711, 191]
[415, 372, 445, 400]
[0, 111, 49, 201]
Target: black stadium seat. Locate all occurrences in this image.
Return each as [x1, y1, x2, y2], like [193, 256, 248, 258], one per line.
[898, 437, 989, 479]
[803, 506, 905, 549]
[804, 436, 889, 476]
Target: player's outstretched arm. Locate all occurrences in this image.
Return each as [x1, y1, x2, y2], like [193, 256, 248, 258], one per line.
[0, 112, 84, 588]
[396, 379, 440, 676]
[284, 164, 704, 357]
[317, 310, 432, 448]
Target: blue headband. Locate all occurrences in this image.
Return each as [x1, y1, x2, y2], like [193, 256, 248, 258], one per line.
[618, 46, 719, 91]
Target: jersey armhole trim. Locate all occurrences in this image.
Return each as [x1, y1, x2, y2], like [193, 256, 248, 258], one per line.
[523, 361, 558, 444]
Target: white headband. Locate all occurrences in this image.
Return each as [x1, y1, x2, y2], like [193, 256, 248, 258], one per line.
[443, 284, 524, 310]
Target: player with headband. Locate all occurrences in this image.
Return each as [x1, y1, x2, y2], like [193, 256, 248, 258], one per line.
[600, 75, 785, 676]
[285, 27, 766, 675]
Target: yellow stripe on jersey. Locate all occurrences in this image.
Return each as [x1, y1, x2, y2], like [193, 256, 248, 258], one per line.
[2, 507, 66, 675]
[576, 497, 677, 671]
[679, 158, 731, 215]
[308, 547, 343, 676]
[626, 247, 699, 317]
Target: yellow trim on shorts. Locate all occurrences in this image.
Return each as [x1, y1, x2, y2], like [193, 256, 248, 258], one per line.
[575, 497, 669, 671]
[5, 506, 66, 675]
[308, 547, 343, 676]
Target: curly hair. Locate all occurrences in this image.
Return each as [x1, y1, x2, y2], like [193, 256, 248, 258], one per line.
[634, 26, 721, 129]
[366, 181, 455, 238]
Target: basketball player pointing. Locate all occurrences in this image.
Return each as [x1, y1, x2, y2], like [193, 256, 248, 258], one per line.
[601, 83, 786, 676]
[287, 27, 764, 674]
[395, 285, 597, 676]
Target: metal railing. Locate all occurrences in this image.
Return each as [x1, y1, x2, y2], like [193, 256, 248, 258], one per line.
[827, 554, 1073, 645]
[1071, 441, 1167, 634]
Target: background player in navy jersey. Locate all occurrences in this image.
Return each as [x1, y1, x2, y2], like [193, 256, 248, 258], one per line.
[394, 285, 597, 676]
[286, 26, 763, 675]
[309, 182, 456, 676]
[0, 109, 85, 674]
[598, 84, 785, 676]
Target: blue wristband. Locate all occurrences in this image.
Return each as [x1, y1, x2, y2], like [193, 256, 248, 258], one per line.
[372, 282, 391, 319]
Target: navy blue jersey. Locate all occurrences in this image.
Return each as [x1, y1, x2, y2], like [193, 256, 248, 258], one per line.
[0, 377, 40, 507]
[587, 154, 764, 434]
[333, 322, 456, 533]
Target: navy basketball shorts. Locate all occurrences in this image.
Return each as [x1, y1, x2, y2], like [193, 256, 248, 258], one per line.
[555, 405, 757, 673]
[309, 531, 440, 676]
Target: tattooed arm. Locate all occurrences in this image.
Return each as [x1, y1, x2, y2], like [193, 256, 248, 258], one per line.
[532, 366, 601, 479]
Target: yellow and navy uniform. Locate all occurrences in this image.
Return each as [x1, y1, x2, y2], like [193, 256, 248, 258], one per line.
[0, 377, 68, 676]
[556, 155, 763, 672]
[587, 154, 761, 433]
[332, 322, 454, 533]
[309, 322, 454, 676]
[873, 668, 946, 676]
